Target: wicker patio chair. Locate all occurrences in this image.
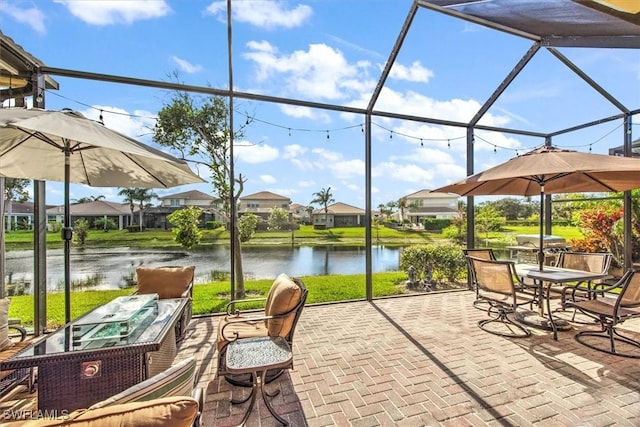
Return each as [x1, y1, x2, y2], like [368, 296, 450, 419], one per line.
[463, 249, 497, 309]
[565, 268, 640, 358]
[135, 265, 195, 342]
[216, 273, 307, 386]
[469, 256, 537, 338]
[0, 299, 33, 398]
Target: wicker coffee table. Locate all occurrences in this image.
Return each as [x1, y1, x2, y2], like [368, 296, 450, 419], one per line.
[226, 336, 293, 426]
[0, 298, 186, 412]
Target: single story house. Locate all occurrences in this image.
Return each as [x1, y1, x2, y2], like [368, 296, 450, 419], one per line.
[312, 202, 365, 229]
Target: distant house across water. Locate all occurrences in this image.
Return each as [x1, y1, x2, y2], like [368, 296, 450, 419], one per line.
[238, 191, 292, 220]
[312, 202, 365, 229]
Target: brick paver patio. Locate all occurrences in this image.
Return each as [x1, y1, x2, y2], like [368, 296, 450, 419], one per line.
[178, 290, 640, 426]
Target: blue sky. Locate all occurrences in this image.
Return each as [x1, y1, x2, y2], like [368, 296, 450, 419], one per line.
[1, 0, 639, 209]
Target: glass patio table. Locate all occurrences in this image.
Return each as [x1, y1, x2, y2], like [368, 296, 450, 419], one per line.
[0, 296, 187, 412]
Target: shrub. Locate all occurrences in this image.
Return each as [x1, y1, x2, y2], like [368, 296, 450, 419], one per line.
[206, 220, 224, 230]
[400, 243, 466, 285]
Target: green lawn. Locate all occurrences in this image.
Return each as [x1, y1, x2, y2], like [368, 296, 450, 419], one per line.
[8, 271, 408, 329]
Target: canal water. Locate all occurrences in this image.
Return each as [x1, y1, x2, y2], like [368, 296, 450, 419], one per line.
[4, 245, 402, 294]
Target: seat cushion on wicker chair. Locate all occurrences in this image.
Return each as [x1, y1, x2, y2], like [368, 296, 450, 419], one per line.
[136, 266, 195, 299]
[0, 298, 14, 351]
[18, 396, 198, 427]
[265, 273, 302, 336]
[88, 356, 197, 409]
[216, 317, 269, 352]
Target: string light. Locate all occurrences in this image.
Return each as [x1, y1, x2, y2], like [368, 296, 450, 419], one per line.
[42, 88, 629, 153]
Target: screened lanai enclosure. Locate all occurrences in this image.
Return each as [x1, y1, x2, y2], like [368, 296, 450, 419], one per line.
[1, 0, 639, 335]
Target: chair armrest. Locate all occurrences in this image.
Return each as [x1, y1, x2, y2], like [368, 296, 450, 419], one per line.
[220, 313, 284, 342]
[181, 281, 193, 299]
[225, 297, 268, 316]
[561, 280, 621, 306]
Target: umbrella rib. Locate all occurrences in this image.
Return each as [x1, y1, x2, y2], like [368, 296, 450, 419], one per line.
[582, 172, 618, 192]
[122, 152, 171, 188]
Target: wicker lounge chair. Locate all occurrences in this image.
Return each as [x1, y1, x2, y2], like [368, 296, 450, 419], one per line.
[565, 268, 640, 358]
[468, 257, 537, 338]
[216, 273, 307, 386]
[135, 265, 195, 342]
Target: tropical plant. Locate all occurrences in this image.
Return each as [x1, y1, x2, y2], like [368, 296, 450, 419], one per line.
[73, 218, 90, 246]
[134, 188, 157, 231]
[310, 187, 334, 226]
[118, 188, 137, 227]
[238, 213, 258, 242]
[267, 207, 289, 231]
[153, 84, 249, 298]
[167, 206, 203, 249]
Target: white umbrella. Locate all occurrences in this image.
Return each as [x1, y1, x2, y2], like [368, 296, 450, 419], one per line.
[0, 107, 205, 323]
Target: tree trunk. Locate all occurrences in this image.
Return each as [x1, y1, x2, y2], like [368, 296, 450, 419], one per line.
[233, 224, 245, 299]
[138, 208, 144, 231]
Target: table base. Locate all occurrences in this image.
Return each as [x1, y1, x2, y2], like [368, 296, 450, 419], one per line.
[515, 310, 571, 331]
[231, 368, 288, 426]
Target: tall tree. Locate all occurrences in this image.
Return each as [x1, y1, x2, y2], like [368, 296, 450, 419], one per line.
[153, 89, 249, 298]
[311, 187, 334, 213]
[118, 188, 137, 227]
[310, 187, 334, 226]
[3, 178, 30, 232]
[134, 188, 157, 231]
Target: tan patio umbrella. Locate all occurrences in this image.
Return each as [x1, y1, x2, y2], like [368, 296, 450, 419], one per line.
[0, 107, 205, 323]
[433, 145, 640, 271]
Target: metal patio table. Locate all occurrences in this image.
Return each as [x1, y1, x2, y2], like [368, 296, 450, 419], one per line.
[516, 265, 612, 340]
[0, 297, 186, 412]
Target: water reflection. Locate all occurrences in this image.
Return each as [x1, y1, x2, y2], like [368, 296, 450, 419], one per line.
[4, 245, 402, 293]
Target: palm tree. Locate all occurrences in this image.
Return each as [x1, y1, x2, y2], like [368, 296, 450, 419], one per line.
[118, 188, 137, 227]
[133, 188, 157, 231]
[310, 187, 334, 226]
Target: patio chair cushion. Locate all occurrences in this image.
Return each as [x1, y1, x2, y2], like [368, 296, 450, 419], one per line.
[88, 356, 197, 409]
[265, 273, 303, 336]
[136, 266, 195, 299]
[18, 396, 198, 427]
[0, 298, 14, 351]
[216, 317, 269, 352]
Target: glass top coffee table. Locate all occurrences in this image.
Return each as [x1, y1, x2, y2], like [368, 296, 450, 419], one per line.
[0, 297, 187, 412]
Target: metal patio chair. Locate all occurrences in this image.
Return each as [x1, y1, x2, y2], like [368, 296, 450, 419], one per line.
[566, 268, 640, 358]
[469, 256, 537, 338]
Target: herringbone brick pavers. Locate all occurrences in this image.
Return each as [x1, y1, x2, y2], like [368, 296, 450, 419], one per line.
[178, 290, 640, 426]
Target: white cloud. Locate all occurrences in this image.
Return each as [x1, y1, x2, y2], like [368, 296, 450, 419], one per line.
[1, 4, 46, 34]
[312, 148, 364, 179]
[171, 56, 203, 74]
[298, 180, 315, 188]
[205, 0, 312, 29]
[279, 105, 331, 122]
[388, 61, 434, 83]
[54, 0, 171, 25]
[282, 144, 307, 159]
[236, 143, 279, 163]
[373, 161, 434, 184]
[260, 174, 277, 184]
[243, 41, 370, 100]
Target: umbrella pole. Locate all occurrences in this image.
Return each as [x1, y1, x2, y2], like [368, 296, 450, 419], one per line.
[538, 187, 545, 272]
[63, 148, 72, 324]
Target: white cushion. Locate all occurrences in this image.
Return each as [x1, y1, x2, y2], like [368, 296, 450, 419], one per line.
[88, 356, 196, 409]
[0, 298, 14, 351]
